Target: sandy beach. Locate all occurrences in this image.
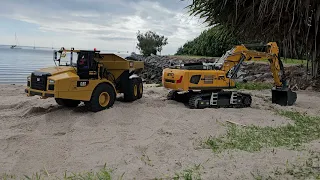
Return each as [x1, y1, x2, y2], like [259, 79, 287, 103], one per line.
[0, 84, 319, 179]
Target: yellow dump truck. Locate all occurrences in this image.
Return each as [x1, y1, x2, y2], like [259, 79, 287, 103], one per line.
[25, 47, 144, 112]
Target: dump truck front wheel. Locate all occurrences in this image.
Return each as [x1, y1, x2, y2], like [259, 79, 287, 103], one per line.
[55, 98, 80, 108]
[85, 83, 116, 112]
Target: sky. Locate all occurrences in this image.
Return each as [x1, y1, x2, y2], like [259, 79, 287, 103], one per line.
[0, 0, 209, 55]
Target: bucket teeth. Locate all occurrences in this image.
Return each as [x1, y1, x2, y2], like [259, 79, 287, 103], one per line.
[272, 88, 297, 106]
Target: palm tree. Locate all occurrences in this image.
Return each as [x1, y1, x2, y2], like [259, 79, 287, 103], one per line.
[185, 0, 320, 77]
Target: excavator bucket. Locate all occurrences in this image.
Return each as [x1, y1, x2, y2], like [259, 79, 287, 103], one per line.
[271, 88, 297, 106]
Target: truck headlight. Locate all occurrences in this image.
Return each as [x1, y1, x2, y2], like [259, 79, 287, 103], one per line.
[49, 79, 55, 84]
[27, 76, 31, 81]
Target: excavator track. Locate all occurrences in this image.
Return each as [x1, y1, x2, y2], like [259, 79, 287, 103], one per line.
[168, 90, 252, 109]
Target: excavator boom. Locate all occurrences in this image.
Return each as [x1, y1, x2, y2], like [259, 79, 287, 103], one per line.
[222, 42, 297, 106]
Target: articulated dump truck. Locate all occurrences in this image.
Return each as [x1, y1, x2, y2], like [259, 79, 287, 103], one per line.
[25, 47, 144, 112]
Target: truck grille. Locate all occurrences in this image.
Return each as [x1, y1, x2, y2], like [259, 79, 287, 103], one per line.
[30, 72, 51, 91]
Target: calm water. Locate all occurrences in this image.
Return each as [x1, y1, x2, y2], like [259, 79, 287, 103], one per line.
[0, 46, 130, 84]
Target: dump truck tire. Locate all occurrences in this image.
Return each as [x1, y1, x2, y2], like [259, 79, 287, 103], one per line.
[55, 98, 80, 108]
[137, 78, 143, 99]
[85, 83, 116, 112]
[124, 78, 139, 102]
[55, 98, 64, 106]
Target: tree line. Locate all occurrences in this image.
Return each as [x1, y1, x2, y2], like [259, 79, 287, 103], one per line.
[135, 0, 319, 78]
[175, 25, 240, 57]
[184, 0, 320, 77]
[175, 25, 307, 59]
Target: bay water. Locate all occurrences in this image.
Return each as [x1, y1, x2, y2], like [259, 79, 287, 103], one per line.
[0, 46, 130, 84]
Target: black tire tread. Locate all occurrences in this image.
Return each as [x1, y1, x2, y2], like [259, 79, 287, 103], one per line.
[85, 83, 116, 112]
[124, 78, 139, 102]
[55, 98, 80, 107]
[189, 95, 203, 109]
[137, 78, 143, 99]
[167, 90, 177, 100]
[242, 94, 252, 107]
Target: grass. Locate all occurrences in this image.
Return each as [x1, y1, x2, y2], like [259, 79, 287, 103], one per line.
[171, 55, 307, 65]
[251, 57, 307, 66]
[155, 164, 203, 180]
[280, 58, 307, 65]
[235, 82, 273, 90]
[252, 151, 320, 180]
[1, 164, 203, 180]
[1, 165, 115, 180]
[172, 165, 202, 180]
[205, 110, 320, 153]
[169, 55, 216, 60]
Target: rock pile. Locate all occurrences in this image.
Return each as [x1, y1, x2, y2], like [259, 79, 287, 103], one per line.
[125, 53, 217, 84]
[125, 53, 318, 91]
[237, 63, 316, 90]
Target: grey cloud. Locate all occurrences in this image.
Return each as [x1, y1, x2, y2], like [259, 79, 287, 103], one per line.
[99, 37, 135, 41]
[0, 0, 207, 54]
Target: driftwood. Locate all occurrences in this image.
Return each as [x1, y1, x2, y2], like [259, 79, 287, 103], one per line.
[226, 120, 246, 127]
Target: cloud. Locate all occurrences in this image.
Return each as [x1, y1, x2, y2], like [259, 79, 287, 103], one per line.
[0, 0, 208, 54]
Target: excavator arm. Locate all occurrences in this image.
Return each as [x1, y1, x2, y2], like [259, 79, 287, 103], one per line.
[222, 42, 297, 105]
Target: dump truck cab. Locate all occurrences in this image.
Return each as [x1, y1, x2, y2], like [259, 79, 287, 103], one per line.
[25, 47, 144, 112]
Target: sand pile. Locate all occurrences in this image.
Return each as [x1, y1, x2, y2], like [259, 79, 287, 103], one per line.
[0, 84, 320, 179]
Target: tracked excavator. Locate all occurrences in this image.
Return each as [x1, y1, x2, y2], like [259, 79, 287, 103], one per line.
[162, 42, 297, 109]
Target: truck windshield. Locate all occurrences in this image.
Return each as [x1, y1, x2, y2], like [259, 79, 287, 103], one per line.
[54, 51, 78, 66]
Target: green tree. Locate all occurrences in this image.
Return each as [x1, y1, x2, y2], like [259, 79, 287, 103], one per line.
[136, 30, 168, 56]
[175, 25, 241, 57]
[185, 0, 320, 77]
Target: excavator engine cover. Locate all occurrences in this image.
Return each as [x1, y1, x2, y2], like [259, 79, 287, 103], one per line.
[271, 88, 297, 106]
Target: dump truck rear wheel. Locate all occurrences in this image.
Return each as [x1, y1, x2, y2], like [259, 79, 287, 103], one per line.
[137, 78, 143, 99]
[55, 98, 80, 107]
[85, 83, 116, 112]
[124, 78, 139, 102]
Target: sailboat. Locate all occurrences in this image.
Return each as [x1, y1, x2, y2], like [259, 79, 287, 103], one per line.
[10, 33, 22, 49]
